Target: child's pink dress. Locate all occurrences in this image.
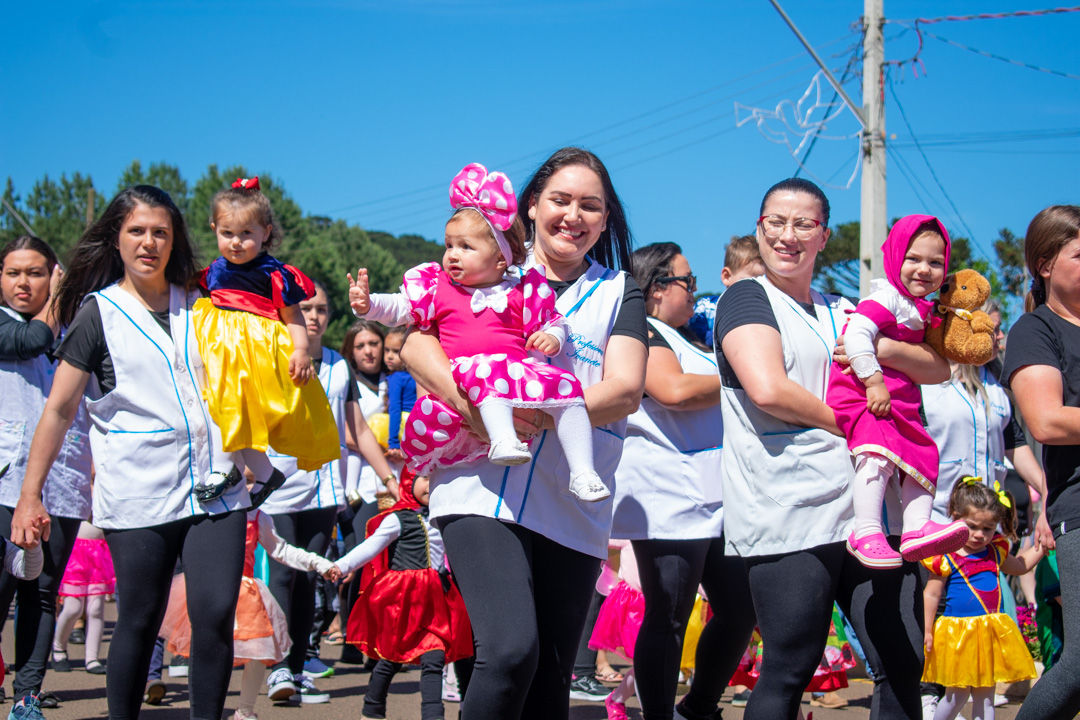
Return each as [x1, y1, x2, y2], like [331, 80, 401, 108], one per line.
[399, 262, 585, 473]
[589, 541, 644, 661]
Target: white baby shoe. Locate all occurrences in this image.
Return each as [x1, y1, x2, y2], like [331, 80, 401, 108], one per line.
[569, 472, 610, 502]
[488, 439, 532, 465]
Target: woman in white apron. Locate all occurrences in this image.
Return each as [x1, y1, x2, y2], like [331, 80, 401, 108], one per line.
[610, 242, 754, 720]
[715, 178, 949, 719]
[400, 148, 648, 720]
[262, 283, 395, 700]
[0, 236, 92, 706]
[11, 186, 249, 720]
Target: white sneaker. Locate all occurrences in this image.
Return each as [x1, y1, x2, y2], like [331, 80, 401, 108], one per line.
[994, 693, 1009, 707]
[569, 472, 610, 502]
[488, 439, 532, 465]
[442, 664, 461, 702]
[290, 674, 330, 704]
[920, 694, 938, 720]
[266, 668, 296, 701]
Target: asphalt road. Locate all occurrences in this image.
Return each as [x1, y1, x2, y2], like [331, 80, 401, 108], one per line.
[2, 600, 1030, 719]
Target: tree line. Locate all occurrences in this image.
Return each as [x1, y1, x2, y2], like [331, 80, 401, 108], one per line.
[0, 161, 443, 347]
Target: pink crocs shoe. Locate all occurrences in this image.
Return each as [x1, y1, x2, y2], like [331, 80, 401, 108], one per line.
[846, 531, 903, 569]
[899, 520, 970, 562]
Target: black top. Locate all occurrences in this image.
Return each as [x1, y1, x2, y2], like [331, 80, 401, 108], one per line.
[1001, 304, 1080, 536]
[547, 275, 648, 347]
[388, 509, 434, 571]
[712, 280, 784, 389]
[55, 296, 171, 394]
[0, 310, 54, 362]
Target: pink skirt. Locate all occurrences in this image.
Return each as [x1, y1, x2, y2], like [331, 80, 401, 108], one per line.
[588, 581, 644, 661]
[59, 538, 115, 597]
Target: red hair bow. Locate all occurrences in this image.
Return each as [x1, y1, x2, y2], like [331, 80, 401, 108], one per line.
[232, 177, 260, 190]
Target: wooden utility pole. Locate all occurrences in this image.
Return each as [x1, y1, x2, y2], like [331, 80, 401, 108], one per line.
[859, 0, 887, 295]
[86, 188, 95, 227]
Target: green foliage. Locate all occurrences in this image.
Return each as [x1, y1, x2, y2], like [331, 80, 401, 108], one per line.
[813, 220, 860, 296]
[2, 162, 443, 349]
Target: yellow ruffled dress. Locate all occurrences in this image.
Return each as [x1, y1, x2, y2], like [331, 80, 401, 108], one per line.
[922, 535, 1036, 688]
[194, 255, 339, 471]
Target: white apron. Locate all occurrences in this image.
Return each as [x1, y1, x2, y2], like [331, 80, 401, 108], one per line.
[87, 284, 248, 529]
[721, 276, 859, 556]
[0, 307, 92, 519]
[611, 318, 724, 540]
[922, 367, 1012, 522]
[265, 347, 350, 513]
[350, 372, 387, 503]
[429, 259, 630, 558]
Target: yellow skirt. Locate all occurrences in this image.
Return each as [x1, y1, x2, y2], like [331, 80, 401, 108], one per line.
[922, 612, 1036, 688]
[680, 595, 708, 672]
[192, 298, 339, 471]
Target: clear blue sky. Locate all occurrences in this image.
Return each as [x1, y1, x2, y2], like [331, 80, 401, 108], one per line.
[3, 1, 1078, 295]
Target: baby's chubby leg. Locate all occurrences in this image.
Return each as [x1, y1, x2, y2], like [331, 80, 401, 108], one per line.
[551, 403, 609, 503]
[898, 478, 970, 562]
[479, 402, 532, 466]
[847, 452, 902, 569]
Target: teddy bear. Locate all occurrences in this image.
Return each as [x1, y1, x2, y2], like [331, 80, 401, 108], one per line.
[923, 268, 996, 365]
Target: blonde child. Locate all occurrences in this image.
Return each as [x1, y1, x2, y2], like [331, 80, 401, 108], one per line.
[51, 522, 115, 675]
[348, 163, 607, 502]
[158, 509, 339, 720]
[828, 215, 968, 568]
[922, 479, 1041, 720]
[191, 178, 339, 506]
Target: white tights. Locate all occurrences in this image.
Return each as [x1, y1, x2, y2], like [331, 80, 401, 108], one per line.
[609, 667, 636, 704]
[238, 662, 266, 716]
[934, 686, 995, 720]
[53, 595, 105, 664]
[852, 452, 934, 538]
[479, 401, 598, 478]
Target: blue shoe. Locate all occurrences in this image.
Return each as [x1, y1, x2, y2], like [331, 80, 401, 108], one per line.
[303, 656, 334, 679]
[9, 694, 45, 720]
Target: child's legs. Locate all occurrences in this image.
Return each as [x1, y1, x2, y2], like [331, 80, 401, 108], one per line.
[970, 686, 995, 720]
[478, 402, 519, 446]
[363, 658, 402, 718]
[549, 403, 597, 479]
[610, 667, 636, 704]
[933, 687, 970, 720]
[852, 452, 892, 537]
[419, 650, 447, 720]
[238, 662, 265, 714]
[52, 595, 85, 654]
[84, 594, 105, 664]
[901, 478, 934, 533]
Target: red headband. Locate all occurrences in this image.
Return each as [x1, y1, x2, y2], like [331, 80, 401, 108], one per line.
[232, 177, 260, 190]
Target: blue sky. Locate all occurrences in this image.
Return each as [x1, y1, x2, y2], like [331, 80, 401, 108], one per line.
[3, 1, 1078, 295]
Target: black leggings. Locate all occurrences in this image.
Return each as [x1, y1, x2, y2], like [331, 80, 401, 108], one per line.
[267, 506, 338, 674]
[1016, 528, 1080, 719]
[634, 536, 757, 720]
[105, 511, 246, 720]
[741, 540, 924, 720]
[364, 651, 445, 720]
[0, 508, 80, 700]
[440, 515, 600, 720]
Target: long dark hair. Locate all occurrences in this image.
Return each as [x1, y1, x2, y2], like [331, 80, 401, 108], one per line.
[948, 479, 1018, 543]
[55, 186, 198, 326]
[517, 147, 633, 271]
[630, 242, 682, 298]
[341, 320, 387, 377]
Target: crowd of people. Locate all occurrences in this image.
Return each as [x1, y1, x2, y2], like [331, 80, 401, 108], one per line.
[0, 145, 1077, 720]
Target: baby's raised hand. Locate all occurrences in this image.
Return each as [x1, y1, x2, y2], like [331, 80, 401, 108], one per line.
[324, 565, 343, 582]
[347, 268, 370, 316]
[526, 331, 560, 357]
[289, 348, 313, 386]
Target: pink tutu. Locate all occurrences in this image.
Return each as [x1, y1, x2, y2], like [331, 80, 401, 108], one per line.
[59, 538, 115, 597]
[159, 573, 292, 666]
[588, 581, 644, 661]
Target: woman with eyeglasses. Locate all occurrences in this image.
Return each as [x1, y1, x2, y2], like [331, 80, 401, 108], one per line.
[610, 242, 756, 720]
[709, 178, 949, 719]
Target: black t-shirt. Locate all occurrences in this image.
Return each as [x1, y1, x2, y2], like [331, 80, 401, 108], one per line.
[0, 310, 54, 362]
[1001, 304, 1080, 535]
[546, 274, 648, 347]
[712, 280, 786, 389]
[55, 296, 171, 394]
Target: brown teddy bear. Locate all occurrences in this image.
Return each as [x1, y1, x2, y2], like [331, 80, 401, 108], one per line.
[923, 268, 996, 365]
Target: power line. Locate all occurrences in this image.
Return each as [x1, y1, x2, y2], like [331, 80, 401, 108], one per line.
[899, 6, 1080, 24]
[920, 29, 1080, 80]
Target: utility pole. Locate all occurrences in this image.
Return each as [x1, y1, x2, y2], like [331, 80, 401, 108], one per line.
[860, 0, 886, 295]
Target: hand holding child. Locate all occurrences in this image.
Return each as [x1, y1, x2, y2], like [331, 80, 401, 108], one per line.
[525, 331, 560, 357]
[323, 565, 343, 582]
[289, 348, 313, 386]
[348, 268, 371, 316]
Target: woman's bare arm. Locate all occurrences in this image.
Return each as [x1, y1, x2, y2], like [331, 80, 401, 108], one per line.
[644, 345, 722, 412]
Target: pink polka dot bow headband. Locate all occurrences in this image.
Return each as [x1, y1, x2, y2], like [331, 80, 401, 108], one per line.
[449, 163, 518, 266]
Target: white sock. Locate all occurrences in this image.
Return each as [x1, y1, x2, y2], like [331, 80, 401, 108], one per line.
[934, 687, 969, 720]
[610, 668, 635, 704]
[550, 403, 598, 478]
[902, 479, 934, 534]
[240, 449, 274, 484]
[970, 687, 995, 720]
[852, 453, 892, 538]
[478, 402, 518, 446]
[239, 662, 265, 715]
[85, 595, 105, 664]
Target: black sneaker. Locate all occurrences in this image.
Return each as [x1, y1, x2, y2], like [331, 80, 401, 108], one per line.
[51, 652, 71, 673]
[568, 674, 608, 702]
[676, 698, 725, 720]
[249, 468, 286, 509]
[143, 679, 166, 706]
[68, 628, 85, 645]
[730, 688, 751, 707]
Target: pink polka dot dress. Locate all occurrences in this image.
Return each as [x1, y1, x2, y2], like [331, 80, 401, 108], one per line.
[400, 262, 585, 473]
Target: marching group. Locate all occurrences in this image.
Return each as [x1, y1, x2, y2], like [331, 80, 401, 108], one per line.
[0, 145, 1078, 720]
